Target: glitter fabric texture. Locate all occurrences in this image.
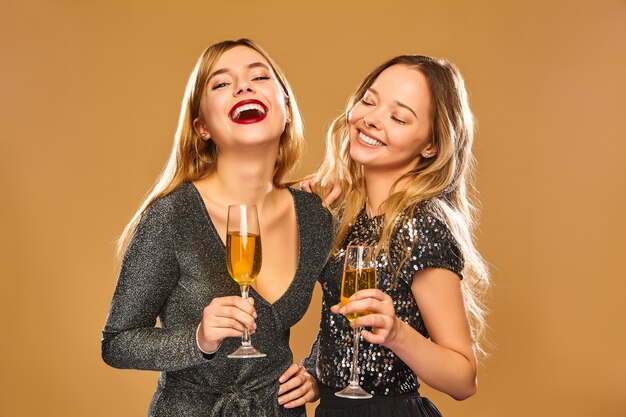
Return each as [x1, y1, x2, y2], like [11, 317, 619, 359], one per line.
[102, 182, 333, 417]
[305, 202, 464, 397]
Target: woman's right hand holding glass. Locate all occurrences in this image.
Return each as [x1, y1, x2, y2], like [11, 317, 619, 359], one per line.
[197, 296, 257, 353]
[331, 288, 402, 347]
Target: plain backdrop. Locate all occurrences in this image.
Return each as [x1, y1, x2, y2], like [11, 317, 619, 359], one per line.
[1, 1, 625, 416]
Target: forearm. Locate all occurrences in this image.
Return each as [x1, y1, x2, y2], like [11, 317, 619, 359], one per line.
[102, 324, 206, 371]
[386, 319, 477, 400]
[301, 333, 320, 378]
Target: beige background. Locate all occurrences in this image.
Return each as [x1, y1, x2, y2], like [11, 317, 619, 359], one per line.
[1, 0, 625, 416]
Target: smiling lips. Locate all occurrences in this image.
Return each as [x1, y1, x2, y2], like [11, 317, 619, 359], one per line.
[229, 99, 268, 124]
[358, 131, 385, 147]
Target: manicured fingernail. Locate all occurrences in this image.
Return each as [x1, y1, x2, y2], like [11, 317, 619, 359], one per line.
[278, 398, 284, 405]
[253, 312, 257, 318]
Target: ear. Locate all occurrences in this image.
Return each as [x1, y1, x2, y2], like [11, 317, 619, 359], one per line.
[284, 104, 291, 124]
[282, 93, 292, 124]
[193, 117, 211, 141]
[421, 142, 438, 159]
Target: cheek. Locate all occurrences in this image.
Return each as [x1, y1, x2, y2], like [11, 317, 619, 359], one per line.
[203, 97, 224, 121]
[347, 108, 362, 127]
[277, 97, 288, 118]
[268, 82, 288, 109]
[396, 130, 430, 155]
[267, 93, 288, 121]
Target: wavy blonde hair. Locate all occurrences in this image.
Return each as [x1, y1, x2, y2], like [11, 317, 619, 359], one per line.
[317, 55, 490, 355]
[117, 38, 304, 257]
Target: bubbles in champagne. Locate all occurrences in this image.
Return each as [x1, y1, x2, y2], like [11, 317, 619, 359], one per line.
[340, 268, 377, 322]
[226, 232, 262, 286]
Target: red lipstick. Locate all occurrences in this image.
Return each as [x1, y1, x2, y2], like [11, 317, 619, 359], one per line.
[228, 99, 268, 124]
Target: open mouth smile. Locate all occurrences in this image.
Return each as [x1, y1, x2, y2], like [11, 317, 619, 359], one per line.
[358, 131, 385, 147]
[229, 99, 268, 124]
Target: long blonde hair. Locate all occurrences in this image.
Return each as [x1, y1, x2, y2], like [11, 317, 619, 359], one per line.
[317, 55, 490, 355]
[117, 38, 304, 257]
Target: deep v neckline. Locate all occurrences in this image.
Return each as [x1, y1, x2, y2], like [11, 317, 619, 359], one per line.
[188, 182, 303, 308]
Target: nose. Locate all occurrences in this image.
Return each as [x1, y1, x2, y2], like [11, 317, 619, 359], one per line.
[234, 78, 254, 96]
[363, 111, 382, 130]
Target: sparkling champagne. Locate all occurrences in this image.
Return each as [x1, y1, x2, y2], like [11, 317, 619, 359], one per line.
[340, 267, 377, 322]
[226, 232, 262, 286]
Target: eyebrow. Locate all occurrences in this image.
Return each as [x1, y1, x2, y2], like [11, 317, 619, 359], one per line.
[209, 62, 271, 81]
[368, 88, 418, 119]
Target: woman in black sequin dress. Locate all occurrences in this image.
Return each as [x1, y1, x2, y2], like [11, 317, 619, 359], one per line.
[102, 39, 331, 417]
[280, 56, 490, 416]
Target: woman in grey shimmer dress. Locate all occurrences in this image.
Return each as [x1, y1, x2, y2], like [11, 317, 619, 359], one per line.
[102, 39, 333, 417]
[282, 56, 490, 416]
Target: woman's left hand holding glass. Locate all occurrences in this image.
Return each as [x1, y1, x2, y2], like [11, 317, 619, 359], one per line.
[277, 363, 319, 408]
[332, 289, 403, 347]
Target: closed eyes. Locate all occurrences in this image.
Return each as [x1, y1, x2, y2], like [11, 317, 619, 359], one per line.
[391, 115, 407, 125]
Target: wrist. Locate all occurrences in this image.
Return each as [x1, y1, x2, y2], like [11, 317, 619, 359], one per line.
[384, 316, 405, 350]
[196, 323, 222, 356]
[308, 372, 320, 402]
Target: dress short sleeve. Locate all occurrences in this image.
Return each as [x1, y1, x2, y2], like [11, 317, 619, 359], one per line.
[395, 205, 464, 287]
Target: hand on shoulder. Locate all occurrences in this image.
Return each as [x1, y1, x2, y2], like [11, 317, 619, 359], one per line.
[298, 175, 341, 208]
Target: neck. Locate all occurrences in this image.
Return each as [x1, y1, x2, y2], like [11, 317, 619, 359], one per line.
[196, 143, 279, 210]
[363, 169, 407, 216]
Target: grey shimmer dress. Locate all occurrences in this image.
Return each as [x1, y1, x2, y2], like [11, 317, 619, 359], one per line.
[102, 182, 333, 417]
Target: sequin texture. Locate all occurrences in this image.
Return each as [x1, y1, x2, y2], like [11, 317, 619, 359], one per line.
[308, 202, 464, 396]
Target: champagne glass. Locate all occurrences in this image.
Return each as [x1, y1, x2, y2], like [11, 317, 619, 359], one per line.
[226, 204, 266, 359]
[335, 245, 377, 399]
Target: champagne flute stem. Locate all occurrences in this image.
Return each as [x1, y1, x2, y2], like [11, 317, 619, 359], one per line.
[349, 327, 361, 386]
[240, 284, 252, 347]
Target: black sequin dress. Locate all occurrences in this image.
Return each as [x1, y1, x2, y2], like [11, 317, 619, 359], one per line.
[305, 202, 464, 417]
